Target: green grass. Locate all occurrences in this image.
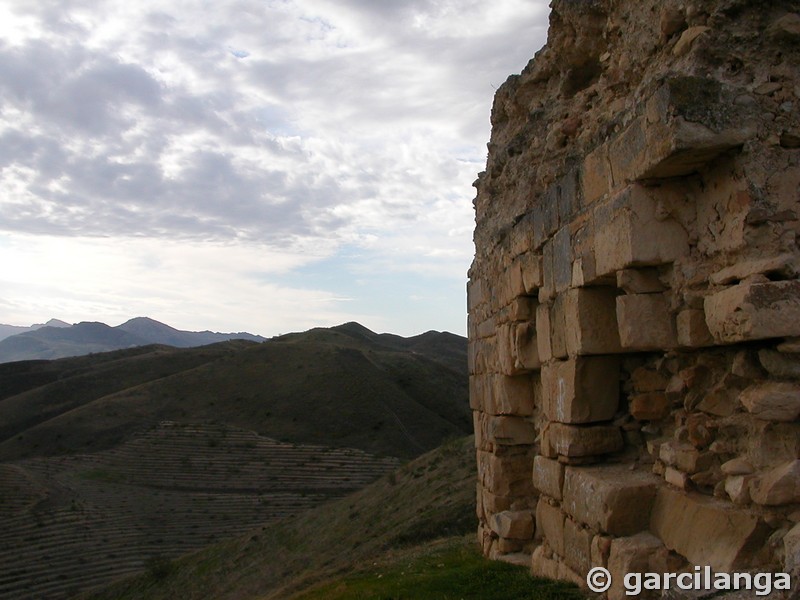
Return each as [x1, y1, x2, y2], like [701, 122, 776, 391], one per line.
[289, 538, 585, 600]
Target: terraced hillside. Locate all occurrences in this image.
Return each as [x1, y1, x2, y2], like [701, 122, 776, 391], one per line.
[0, 422, 400, 600]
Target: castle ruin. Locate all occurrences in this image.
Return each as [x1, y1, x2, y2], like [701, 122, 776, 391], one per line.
[469, 0, 800, 596]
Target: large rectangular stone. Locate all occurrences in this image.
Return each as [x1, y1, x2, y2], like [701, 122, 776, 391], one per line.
[563, 465, 659, 536]
[553, 226, 573, 293]
[536, 302, 553, 363]
[542, 423, 624, 458]
[486, 375, 535, 416]
[565, 287, 623, 355]
[533, 455, 565, 500]
[563, 517, 593, 576]
[535, 498, 566, 556]
[550, 293, 568, 359]
[521, 252, 543, 293]
[582, 144, 612, 206]
[541, 357, 620, 424]
[477, 449, 535, 497]
[616, 293, 677, 350]
[594, 185, 689, 277]
[704, 280, 800, 343]
[650, 487, 770, 572]
[610, 78, 753, 182]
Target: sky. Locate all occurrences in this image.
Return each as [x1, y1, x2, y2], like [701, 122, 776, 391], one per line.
[0, 0, 549, 337]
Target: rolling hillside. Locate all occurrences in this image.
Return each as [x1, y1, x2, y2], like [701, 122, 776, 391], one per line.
[0, 323, 470, 599]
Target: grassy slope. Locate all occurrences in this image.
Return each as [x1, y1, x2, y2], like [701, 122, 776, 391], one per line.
[0, 327, 468, 461]
[81, 436, 479, 600]
[81, 437, 584, 600]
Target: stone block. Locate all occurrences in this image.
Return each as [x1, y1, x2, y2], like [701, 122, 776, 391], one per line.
[611, 78, 754, 181]
[477, 450, 535, 497]
[535, 498, 566, 556]
[562, 465, 659, 536]
[709, 254, 799, 286]
[616, 268, 665, 294]
[486, 375, 535, 417]
[564, 287, 623, 355]
[542, 423, 624, 458]
[751, 460, 800, 506]
[489, 510, 535, 540]
[677, 308, 714, 348]
[725, 475, 755, 505]
[650, 487, 770, 572]
[531, 545, 561, 581]
[521, 252, 543, 293]
[629, 392, 670, 421]
[664, 466, 689, 489]
[594, 185, 689, 277]
[630, 367, 669, 392]
[553, 226, 573, 293]
[508, 296, 535, 322]
[556, 167, 582, 225]
[739, 382, 800, 422]
[758, 349, 800, 379]
[467, 279, 485, 312]
[487, 415, 536, 446]
[659, 441, 714, 474]
[533, 455, 565, 500]
[541, 357, 620, 424]
[536, 303, 553, 363]
[616, 293, 677, 351]
[480, 486, 514, 515]
[563, 517, 593, 575]
[704, 281, 800, 343]
[583, 144, 612, 205]
[541, 239, 555, 302]
[608, 533, 665, 600]
[550, 293, 568, 359]
[784, 522, 800, 574]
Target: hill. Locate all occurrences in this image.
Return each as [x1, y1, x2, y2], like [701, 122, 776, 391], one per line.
[0, 319, 70, 342]
[0, 323, 468, 462]
[0, 323, 470, 599]
[0, 317, 266, 363]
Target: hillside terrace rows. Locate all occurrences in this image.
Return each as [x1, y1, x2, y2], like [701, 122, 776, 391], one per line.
[0, 422, 400, 600]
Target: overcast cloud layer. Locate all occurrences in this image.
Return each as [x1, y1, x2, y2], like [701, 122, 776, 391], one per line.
[0, 0, 549, 336]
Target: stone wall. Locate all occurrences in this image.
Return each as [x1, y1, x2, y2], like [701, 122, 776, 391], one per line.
[468, 0, 800, 596]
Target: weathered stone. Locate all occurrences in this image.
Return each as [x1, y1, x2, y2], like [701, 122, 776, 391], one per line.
[631, 367, 669, 392]
[563, 517, 593, 575]
[784, 521, 800, 574]
[532, 455, 565, 501]
[541, 356, 620, 424]
[721, 458, 755, 476]
[531, 545, 560, 581]
[704, 281, 800, 343]
[486, 375, 535, 416]
[550, 293, 568, 359]
[616, 268, 665, 294]
[630, 392, 671, 421]
[553, 226, 573, 294]
[542, 423, 624, 458]
[562, 465, 659, 536]
[480, 486, 513, 515]
[536, 302, 553, 363]
[594, 186, 689, 277]
[650, 487, 770, 572]
[664, 466, 689, 489]
[677, 309, 715, 348]
[739, 382, 800, 422]
[487, 415, 537, 446]
[608, 533, 665, 600]
[659, 440, 715, 474]
[725, 475, 755, 505]
[672, 26, 709, 56]
[564, 287, 623, 355]
[477, 450, 535, 497]
[521, 252, 543, 293]
[617, 293, 677, 350]
[582, 144, 612, 205]
[535, 498, 565, 556]
[751, 460, 800, 506]
[497, 322, 541, 375]
[758, 349, 800, 379]
[709, 254, 799, 285]
[489, 510, 535, 540]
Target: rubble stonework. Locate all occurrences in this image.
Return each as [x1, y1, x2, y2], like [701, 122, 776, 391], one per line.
[469, 0, 800, 593]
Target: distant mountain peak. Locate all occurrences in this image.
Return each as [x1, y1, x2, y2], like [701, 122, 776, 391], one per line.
[43, 319, 71, 328]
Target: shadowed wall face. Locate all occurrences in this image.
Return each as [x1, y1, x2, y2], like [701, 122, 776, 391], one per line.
[469, 0, 800, 591]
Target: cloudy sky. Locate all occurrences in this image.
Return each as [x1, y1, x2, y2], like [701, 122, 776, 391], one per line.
[0, 0, 549, 337]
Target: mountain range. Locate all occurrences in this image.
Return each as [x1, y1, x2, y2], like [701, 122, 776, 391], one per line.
[0, 316, 266, 363]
